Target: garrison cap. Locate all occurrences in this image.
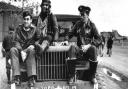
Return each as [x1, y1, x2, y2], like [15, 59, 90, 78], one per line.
[78, 5, 91, 15]
[23, 11, 32, 18]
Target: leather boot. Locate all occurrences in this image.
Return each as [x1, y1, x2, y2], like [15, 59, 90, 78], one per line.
[89, 61, 98, 84]
[67, 58, 76, 84]
[6, 69, 11, 84]
[28, 76, 36, 87]
[14, 75, 21, 86]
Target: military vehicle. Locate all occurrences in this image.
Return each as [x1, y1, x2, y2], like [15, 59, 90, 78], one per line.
[10, 14, 98, 89]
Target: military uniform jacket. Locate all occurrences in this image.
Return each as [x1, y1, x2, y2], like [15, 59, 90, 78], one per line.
[65, 19, 101, 47]
[14, 24, 40, 50]
[37, 13, 59, 44]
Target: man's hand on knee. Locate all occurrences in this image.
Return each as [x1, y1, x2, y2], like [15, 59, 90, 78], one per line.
[81, 44, 91, 52]
[27, 45, 35, 50]
[21, 51, 27, 62]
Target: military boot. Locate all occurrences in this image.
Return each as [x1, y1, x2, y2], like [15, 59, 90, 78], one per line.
[89, 61, 98, 84]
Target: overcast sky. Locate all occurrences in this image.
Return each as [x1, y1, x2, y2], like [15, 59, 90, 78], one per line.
[37, 0, 128, 36]
[51, 0, 128, 36]
[1, 0, 128, 36]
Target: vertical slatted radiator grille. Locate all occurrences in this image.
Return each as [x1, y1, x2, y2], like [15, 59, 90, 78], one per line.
[37, 46, 70, 81]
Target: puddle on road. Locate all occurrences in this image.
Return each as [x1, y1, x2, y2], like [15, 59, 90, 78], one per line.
[103, 68, 122, 81]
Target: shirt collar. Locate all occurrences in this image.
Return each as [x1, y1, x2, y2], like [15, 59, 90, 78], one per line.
[23, 24, 34, 31]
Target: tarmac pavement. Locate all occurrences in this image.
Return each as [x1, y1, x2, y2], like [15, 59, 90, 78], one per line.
[98, 45, 128, 78]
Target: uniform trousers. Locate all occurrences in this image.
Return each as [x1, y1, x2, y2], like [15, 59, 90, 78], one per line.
[10, 47, 36, 77]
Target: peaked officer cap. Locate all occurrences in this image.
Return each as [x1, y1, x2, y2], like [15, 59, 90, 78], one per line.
[78, 5, 91, 15]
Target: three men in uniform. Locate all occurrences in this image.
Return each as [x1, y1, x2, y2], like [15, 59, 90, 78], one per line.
[3, 0, 101, 86]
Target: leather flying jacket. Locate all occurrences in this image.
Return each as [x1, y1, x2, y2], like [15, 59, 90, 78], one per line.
[14, 24, 40, 50]
[37, 13, 59, 45]
[65, 18, 102, 47]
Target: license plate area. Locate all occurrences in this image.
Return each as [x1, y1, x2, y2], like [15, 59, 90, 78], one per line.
[34, 81, 77, 89]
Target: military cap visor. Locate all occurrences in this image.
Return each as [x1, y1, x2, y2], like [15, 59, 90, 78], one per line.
[41, 0, 51, 8]
[78, 5, 91, 13]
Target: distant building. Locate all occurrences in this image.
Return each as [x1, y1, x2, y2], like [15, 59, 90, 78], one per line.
[101, 30, 127, 42]
[100, 31, 113, 38]
[0, 2, 22, 41]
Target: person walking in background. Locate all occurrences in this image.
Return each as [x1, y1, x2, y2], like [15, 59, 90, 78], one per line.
[2, 25, 15, 84]
[99, 34, 105, 57]
[106, 35, 113, 57]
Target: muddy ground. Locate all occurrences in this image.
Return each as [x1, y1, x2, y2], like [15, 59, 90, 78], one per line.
[97, 64, 128, 89]
[0, 44, 128, 89]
